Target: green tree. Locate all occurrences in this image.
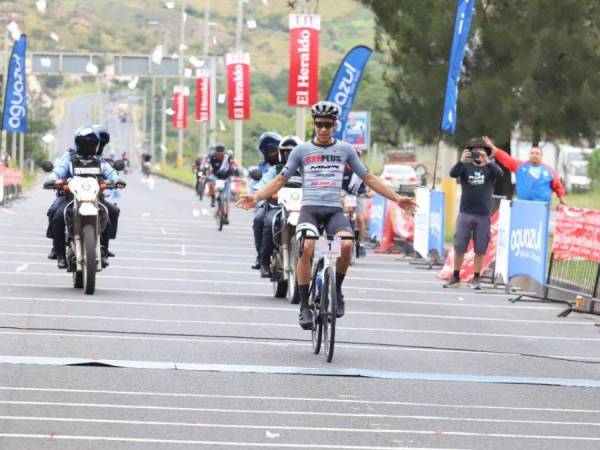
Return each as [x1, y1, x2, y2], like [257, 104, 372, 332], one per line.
[589, 149, 600, 186]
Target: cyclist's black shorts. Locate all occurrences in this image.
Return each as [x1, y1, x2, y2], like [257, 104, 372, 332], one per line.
[298, 206, 353, 236]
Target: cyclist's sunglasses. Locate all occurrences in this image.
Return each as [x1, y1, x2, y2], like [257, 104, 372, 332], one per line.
[314, 121, 335, 129]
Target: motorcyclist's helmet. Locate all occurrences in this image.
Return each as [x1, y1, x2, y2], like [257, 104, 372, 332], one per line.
[74, 126, 101, 159]
[257, 132, 282, 155]
[278, 135, 302, 164]
[92, 124, 110, 155]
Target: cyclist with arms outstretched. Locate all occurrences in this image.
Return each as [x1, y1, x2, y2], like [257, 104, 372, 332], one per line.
[238, 101, 415, 329]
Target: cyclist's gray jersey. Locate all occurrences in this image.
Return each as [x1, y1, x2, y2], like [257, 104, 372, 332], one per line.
[281, 139, 368, 207]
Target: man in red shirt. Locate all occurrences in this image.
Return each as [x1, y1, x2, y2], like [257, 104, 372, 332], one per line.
[482, 136, 566, 205]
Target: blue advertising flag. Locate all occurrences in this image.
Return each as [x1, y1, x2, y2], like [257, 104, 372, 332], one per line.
[507, 200, 550, 286]
[326, 45, 372, 140]
[2, 34, 27, 133]
[440, 0, 476, 134]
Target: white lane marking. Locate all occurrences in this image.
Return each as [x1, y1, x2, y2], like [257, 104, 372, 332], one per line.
[160, 228, 167, 235]
[0, 291, 564, 313]
[0, 207, 16, 215]
[1, 414, 599, 430]
[192, 209, 200, 218]
[1, 312, 598, 341]
[140, 212, 151, 218]
[0, 296, 589, 326]
[0, 241, 256, 253]
[0, 434, 464, 449]
[0, 282, 556, 300]
[5, 329, 598, 361]
[265, 430, 280, 439]
[202, 208, 209, 216]
[15, 264, 28, 272]
[179, 245, 186, 256]
[0, 262, 448, 286]
[2, 403, 600, 437]
[4, 386, 599, 414]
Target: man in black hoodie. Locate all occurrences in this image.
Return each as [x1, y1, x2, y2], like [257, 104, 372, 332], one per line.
[444, 138, 503, 290]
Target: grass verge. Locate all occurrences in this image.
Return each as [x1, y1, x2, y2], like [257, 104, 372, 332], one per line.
[153, 165, 195, 187]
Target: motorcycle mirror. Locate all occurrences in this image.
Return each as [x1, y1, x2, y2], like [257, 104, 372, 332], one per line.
[41, 161, 54, 173]
[112, 159, 125, 171]
[249, 169, 263, 181]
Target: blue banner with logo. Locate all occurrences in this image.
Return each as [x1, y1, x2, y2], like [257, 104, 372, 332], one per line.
[326, 45, 372, 140]
[368, 193, 387, 243]
[440, 0, 475, 134]
[507, 199, 549, 286]
[428, 190, 445, 259]
[2, 34, 27, 133]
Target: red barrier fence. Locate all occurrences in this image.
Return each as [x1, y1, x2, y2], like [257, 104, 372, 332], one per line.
[0, 164, 23, 204]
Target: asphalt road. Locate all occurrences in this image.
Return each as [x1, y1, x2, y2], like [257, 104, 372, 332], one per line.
[0, 99, 599, 449]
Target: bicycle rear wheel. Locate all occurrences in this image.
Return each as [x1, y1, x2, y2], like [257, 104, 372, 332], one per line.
[323, 266, 337, 362]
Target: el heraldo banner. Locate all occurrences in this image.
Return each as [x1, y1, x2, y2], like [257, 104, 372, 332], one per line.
[226, 52, 250, 120]
[288, 14, 320, 107]
[195, 69, 210, 122]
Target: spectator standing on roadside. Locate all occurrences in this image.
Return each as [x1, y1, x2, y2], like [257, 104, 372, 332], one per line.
[444, 138, 503, 290]
[482, 136, 566, 206]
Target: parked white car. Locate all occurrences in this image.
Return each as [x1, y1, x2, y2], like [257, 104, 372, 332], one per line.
[380, 164, 418, 192]
[565, 162, 592, 193]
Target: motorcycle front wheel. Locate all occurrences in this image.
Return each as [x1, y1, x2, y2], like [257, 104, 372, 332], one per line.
[82, 224, 96, 295]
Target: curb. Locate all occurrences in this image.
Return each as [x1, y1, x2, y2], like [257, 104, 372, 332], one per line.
[151, 172, 195, 189]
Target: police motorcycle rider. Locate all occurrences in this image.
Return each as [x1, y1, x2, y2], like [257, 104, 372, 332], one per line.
[45, 126, 125, 269]
[341, 149, 368, 258]
[46, 125, 116, 261]
[252, 135, 302, 279]
[238, 101, 416, 329]
[249, 132, 282, 270]
[207, 143, 239, 224]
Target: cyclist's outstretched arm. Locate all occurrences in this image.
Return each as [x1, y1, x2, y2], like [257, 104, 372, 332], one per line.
[362, 173, 416, 211]
[237, 174, 286, 209]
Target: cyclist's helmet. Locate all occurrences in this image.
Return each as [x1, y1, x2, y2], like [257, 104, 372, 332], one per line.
[257, 131, 282, 155]
[92, 125, 110, 155]
[310, 100, 340, 120]
[74, 126, 101, 159]
[215, 143, 226, 152]
[278, 135, 302, 164]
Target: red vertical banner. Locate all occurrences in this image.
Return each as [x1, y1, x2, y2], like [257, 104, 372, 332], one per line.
[226, 52, 251, 120]
[288, 14, 320, 107]
[195, 69, 210, 122]
[172, 85, 189, 129]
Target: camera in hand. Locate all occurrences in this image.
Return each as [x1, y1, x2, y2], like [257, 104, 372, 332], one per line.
[469, 149, 480, 160]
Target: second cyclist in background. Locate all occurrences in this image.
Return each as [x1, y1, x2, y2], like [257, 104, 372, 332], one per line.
[207, 144, 238, 224]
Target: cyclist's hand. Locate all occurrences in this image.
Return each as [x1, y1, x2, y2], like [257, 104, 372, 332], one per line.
[236, 194, 256, 210]
[396, 196, 417, 212]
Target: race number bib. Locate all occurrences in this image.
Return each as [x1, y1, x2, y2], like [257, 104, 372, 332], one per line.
[317, 237, 341, 258]
[215, 179, 226, 190]
[345, 195, 357, 208]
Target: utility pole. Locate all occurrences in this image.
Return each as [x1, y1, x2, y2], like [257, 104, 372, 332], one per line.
[150, 77, 156, 162]
[234, 0, 243, 164]
[208, 54, 217, 149]
[176, 2, 186, 169]
[161, 78, 167, 167]
[198, 0, 210, 156]
[295, 0, 309, 141]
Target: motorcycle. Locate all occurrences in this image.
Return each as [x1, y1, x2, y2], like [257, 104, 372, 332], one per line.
[43, 159, 126, 295]
[269, 175, 303, 303]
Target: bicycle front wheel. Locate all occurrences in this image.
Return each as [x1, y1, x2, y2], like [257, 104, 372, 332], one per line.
[216, 196, 224, 231]
[323, 266, 337, 362]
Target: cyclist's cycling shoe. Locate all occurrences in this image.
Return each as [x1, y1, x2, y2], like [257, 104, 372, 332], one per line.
[48, 247, 57, 260]
[223, 216, 230, 225]
[251, 257, 260, 270]
[57, 257, 68, 269]
[107, 250, 116, 258]
[299, 307, 313, 330]
[210, 197, 216, 208]
[336, 293, 345, 318]
[260, 265, 272, 278]
[443, 277, 461, 288]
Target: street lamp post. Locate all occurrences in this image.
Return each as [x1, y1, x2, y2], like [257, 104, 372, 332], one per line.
[176, 1, 186, 169]
[233, 0, 243, 165]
